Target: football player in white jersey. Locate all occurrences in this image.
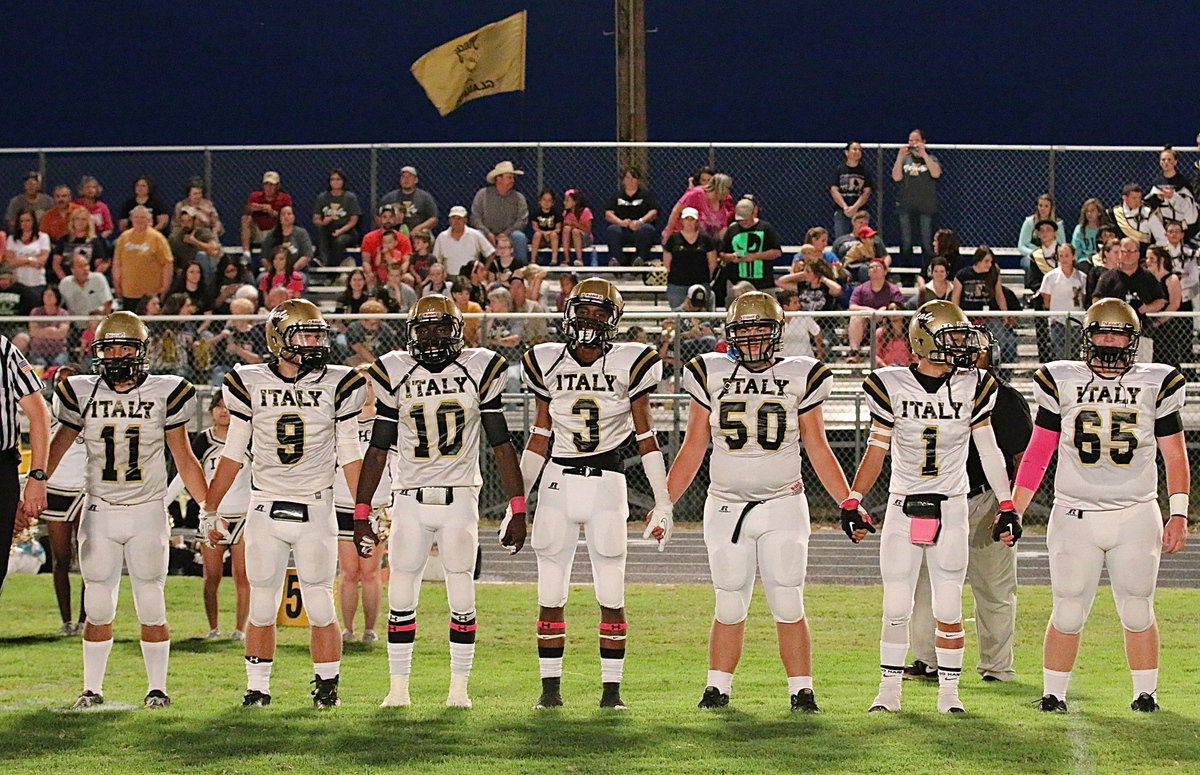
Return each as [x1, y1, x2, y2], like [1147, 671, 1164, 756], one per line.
[846, 300, 1018, 713]
[46, 312, 208, 709]
[670, 292, 857, 712]
[520, 278, 670, 710]
[1012, 299, 1190, 713]
[334, 370, 391, 644]
[205, 299, 367, 709]
[44, 363, 88, 635]
[353, 295, 526, 709]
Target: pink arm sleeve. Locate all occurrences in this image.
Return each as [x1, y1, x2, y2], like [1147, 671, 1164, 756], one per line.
[1013, 424, 1060, 492]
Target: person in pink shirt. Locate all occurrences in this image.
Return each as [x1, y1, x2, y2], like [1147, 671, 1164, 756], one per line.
[560, 189, 594, 266]
[874, 306, 915, 367]
[74, 176, 113, 240]
[662, 173, 735, 242]
[257, 246, 304, 301]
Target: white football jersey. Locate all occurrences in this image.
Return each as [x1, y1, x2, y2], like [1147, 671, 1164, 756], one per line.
[46, 413, 87, 492]
[370, 347, 507, 489]
[522, 341, 661, 459]
[682, 353, 833, 501]
[1034, 360, 1185, 510]
[223, 363, 366, 502]
[863, 366, 998, 497]
[333, 415, 392, 507]
[55, 373, 197, 505]
[192, 428, 251, 514]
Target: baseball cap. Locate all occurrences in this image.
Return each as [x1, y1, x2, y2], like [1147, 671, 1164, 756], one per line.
[262, 171, 280, 184]
[734, 198, 755, 219]
[448, 205, 468, 218]
[180, 206, 199, 217]
[688, 284, 709, 307]
[857, 226, 878, 238]
[400, 165, 418, 176]
[1034, 218, 1058, 231]
[377, 203, 396, 215]
[680, 206, 699, 220]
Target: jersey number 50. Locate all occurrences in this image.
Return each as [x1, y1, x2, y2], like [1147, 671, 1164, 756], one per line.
[719, 400, 786, 452]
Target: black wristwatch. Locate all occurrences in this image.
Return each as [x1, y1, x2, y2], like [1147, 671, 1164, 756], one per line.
[28, 469, 47, 481]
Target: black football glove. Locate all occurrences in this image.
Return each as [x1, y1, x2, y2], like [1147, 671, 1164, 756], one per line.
[840, 502, 876, 544]
[992, 507, 1022, 544]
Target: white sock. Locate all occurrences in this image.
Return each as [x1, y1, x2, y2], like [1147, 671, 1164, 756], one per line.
[787, 675, 813, 694]
[245, 657, 273, 693]
[1043, 668, 1071, 700]
[140, 640, 170, 693]
[539, 656, 563, 679]
[707, 669, 734, 694]
[879, 638, 908, 670]
[600, 657, 624, 684]
[82, 639, 113, 694]
[449, 642, 475, 677]
[1131, 668, 1158, 699]
[314, 660, 340, 680]
[387, 643, 414, 676]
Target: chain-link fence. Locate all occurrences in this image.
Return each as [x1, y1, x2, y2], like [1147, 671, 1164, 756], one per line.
[11, 309, 1199, 527]
[8, 142, 1194, 259]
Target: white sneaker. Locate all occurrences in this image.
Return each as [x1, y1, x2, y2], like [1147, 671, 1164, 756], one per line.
[869, 685, 902, 712]
[231, 629, 245, 642]
[361, 629, 379, 643]
[380, 675, 411, 707]
[341, 628, 355, 643]
[56, 622, 76, 636]
[446, 675, 472, 708]
[205, 628, 222, 640]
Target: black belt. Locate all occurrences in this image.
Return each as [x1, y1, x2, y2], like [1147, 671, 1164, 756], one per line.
[552, 450, 623, 475]
[731, 500, 765, 543]
[967, 483, 991, 498]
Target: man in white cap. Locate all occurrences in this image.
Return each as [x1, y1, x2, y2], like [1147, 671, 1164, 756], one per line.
[471, 161, 529, 262]
[433, 205, 495, 276]
[240, 171, 293, 257]
[380, 166, 439, 235]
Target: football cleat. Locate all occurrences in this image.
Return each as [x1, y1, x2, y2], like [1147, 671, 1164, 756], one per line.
[697, 686, 730, 709]
[599, 682, 628, 710]
[144, 690, 171, 709]
[790, 688, 820, 713]
[71, 690, 104, 710]
[446, 675, 472, 709]
[534, 677, 563, 709]
[242, 690, 271, 707]
[1131, 693, 1159, 712]
[1038, 694, 1067, 713]
[902, 660, 938, 681]
[311, 675, 340, 709]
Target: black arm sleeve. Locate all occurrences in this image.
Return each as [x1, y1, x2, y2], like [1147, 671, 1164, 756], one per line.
[1035, 407, 1062, 433]
[1155, 412, 1184, 437]
[368, 417, 397, 450]
[481, 409, 513, 448]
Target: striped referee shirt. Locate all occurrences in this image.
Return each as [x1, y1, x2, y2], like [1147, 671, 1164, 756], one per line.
[0, 335, 44, 451]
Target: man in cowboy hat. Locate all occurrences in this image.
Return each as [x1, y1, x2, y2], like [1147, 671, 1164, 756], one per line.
[471, 161, 529, 262]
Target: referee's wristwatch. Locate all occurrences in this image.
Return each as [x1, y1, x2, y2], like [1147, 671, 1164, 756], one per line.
[28, 469, 48, 481]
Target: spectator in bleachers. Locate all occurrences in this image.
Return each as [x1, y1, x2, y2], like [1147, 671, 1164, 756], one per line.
[926, 228, 962, 279]
[560, 189, 594, 267]
[953, 245, 1007, 314]
[662, 173, 734, 242]
[663, 206, 717, 309]
[5, 209, 50, 299]
[847, 259, 904, 362]
[778, 289, 822, 360]
[116, 175, 170, 233]
[1038, 244, 1087, 360]
[1111, 183, 1163, 256]
[1154, 145, 1193, 194]
[27, 285, 70, 367]
[75, 176, 114, 240]
[313, 168, 361, 267]
[1071, 198, 1107, 260]
[172, 176, 222, 236]
[874, 305, 914, 368]
[239, 171, 292, 256]
[212, 254, 254, 315]
[483, 286, 521, 359]
[689, 166, 716, 189]
[408, 228, 435, 281]
[1085, 238, 1121, 306]
[374, 230, 411, 285]
[258, 204, 313, 275]
[913, 256, 954, 307]
[112, 206, 173, 308]
[344, 299, 401, 366]
[60, 253, 113, 323]
[891, 129, 941, 266]
[257, 246, 304, 301]
[379, 166, 439, 235]
[1094, 237, 1166, 321]
[520, 264, 553, 311]
[5, 172, 52, 232]
[39, 185, 81, 242]
[449, 280, 483, 347]
[776, 251, 841, 308]
[843, 225, 889, 283]
[487, 233, 525, 284]
[717, 197, 782, 303]
[207, 296, 265, 385]
[530, 188, 563, 266]
[1024, 219, 1061, 296]
[554, 271, 578, 312]
[433, 204, 494, 276]
[472, 161, 530, 262]
[661, 284, 716, 370]
[830, 141, 874, 238]
[805, 226, 840, 265]
[170, 260, 216, 315]
[603, 167, 660, 267]
[1016, 194, 1066, 266]
[1147, 178, 1198, 241]
[263, 284, 293, 310]
[421, 262, 451, 298]
[361, 205, 412, 286]
[380, 263, 418, 313]
[1143, 245, 1189, 368]
[833, 213, 886, 267]
[0, 264, 32, 344]
[169, 206, 221, 286]
[509, 273, 548, 346]
[139, 293, 196, 379]
[1161, 220, 1198, 308]
[465, 259, 491, 307]
[52, 206, 109, 283]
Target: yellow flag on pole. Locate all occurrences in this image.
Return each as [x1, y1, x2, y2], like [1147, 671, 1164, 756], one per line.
[410, 11, 527, 117]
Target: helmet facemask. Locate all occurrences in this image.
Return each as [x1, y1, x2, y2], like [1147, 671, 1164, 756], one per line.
[91, 338, 148, 385]
[726, 321, 782, 364]
[1082, 324, 1138, 375]
[280, 321, 331, 369]
[563, 299, 619, 347]
[929, 325, 988, 369]
[408, 317, 464, 368]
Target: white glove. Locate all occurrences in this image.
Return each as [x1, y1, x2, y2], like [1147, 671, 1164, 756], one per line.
[200, 512, 230, 547]
[497, 506, 518, 555]
[642, 505, 673, 552]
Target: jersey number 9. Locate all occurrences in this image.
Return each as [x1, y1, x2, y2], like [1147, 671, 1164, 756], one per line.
[276, 413, 305, 464]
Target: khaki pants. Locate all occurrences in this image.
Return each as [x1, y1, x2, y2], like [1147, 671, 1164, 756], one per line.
[910, 490, 1018, 680]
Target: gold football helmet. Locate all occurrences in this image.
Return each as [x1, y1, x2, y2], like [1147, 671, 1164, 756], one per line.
[265, 298, 330, 368]
[1081, 298, 1140, 374]
[563, 278, 624, 346]
[725, 291, 784, 363]
[407, 294, 465, 367]
[908, 300, 986, 368]
[92, 311, 150, 384]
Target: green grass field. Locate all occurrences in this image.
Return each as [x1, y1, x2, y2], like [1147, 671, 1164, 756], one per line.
[2, 575, 1199, 774]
